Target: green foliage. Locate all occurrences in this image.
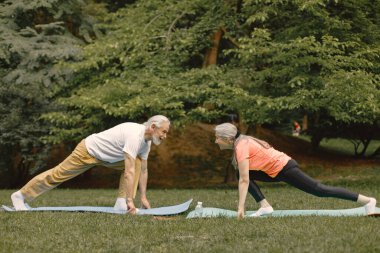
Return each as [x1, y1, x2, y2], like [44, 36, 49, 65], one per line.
[2, 0, 378, 168]
[223, 0, 380, 148]
[0, 0, 105, 179]
[43, 0, 380, 150]
[44, 0, 243, 143]
[228, 31, 380, 124]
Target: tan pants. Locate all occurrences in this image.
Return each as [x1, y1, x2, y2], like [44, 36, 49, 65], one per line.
[20, 139, 141, 202]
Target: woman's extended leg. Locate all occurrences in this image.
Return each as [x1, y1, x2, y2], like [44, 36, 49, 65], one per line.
[277, 160, 358, 201]
[276, 159, 376, 214]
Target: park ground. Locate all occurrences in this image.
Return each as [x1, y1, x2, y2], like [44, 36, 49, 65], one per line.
[0, 183, 379, 253]
[1, 125, 379, 252]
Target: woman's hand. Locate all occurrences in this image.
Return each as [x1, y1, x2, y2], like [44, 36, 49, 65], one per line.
[237, 207, 245, 219]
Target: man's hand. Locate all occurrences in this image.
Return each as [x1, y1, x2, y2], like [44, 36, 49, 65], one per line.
[127, 198, 137, 215]
[237, 207, 245, 219]
[140, 197, 151, 209]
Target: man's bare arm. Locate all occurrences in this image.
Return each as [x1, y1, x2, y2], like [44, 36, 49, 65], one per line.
[124, 153, 136, 214]
[139, 159, 151, 208]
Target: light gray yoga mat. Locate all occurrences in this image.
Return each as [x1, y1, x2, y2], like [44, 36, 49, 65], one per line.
[2, 199, 192, 216]
[186, 206, 380, 218]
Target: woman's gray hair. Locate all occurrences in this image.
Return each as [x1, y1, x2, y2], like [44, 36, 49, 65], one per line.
[144, 115, 170, 128]
[215, 123, 237, 139]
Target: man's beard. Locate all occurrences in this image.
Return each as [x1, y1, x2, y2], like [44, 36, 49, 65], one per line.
[152, 135, 162, 146]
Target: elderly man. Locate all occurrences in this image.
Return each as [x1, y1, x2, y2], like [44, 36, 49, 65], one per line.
[11, 115, 170, 214]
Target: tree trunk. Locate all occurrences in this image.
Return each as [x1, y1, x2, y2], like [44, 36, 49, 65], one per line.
[302, 114, 308, 132]
[203, 28, 233, 182]
[369, 146, 380, 159]
[203, 28, 223, 67]
[223, 162, 236, 183]
[357, 139, 371, 158]
[0, 145, 31, 188]
[13, 159, 32, 188]
[0, 146, 14, 188]
[311, 134, 322, 150]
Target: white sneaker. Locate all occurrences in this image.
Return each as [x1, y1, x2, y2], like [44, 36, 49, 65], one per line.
[113, 197, 128, 211]
[249, 206, 274, 217]
[364, 198, 376, 215]
[11, 191, 28, 211]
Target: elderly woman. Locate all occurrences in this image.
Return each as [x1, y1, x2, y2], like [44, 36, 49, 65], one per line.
[214, 123, 376, 218]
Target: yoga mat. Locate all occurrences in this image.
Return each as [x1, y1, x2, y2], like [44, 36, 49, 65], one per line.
[2, 199, 192, 216]
[186, 206, 380, 218]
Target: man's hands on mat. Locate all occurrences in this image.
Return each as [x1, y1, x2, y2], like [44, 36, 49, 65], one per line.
[140, 196, 151, 209]
[127, 198, 137, 214]
[127, 197, 151, 214]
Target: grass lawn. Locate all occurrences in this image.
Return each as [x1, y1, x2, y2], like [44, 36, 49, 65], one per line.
[1, 169, 380, 253]
[296, 135, 380, 157]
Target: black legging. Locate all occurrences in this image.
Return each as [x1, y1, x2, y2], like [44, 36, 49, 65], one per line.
[237, 159, 359, 203]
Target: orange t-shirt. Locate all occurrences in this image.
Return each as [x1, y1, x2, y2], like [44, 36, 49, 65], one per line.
[235, 138, 291, 178]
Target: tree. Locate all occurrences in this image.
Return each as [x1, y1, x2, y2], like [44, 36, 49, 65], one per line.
[41, 0, 380, 158]
[223, 0, 380, 154]
[42, 0, 244, 144]
[0, 0, 105, 187]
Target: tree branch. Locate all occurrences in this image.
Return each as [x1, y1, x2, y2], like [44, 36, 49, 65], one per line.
[143, 14, 163, 33]
[166, 12, 186, 50]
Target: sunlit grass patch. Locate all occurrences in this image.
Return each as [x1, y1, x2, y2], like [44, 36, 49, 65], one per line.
[1, 177, 379, 253]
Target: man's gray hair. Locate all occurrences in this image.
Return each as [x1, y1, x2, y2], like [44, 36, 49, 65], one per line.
[144, 115, 170, 128]
[215, 123, 237, 139]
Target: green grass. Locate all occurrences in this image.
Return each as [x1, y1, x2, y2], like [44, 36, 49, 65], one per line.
[1, 171, 380, 253]
[296, 135, 380, 157]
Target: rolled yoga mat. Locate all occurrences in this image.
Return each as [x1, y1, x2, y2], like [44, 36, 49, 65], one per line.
[2, 199, 192, 216]
[186, 206, 380, 218]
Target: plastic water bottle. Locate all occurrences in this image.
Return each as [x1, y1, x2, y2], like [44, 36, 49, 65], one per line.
[195, 201, 203, 210]
[195, 202, 203, 218]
